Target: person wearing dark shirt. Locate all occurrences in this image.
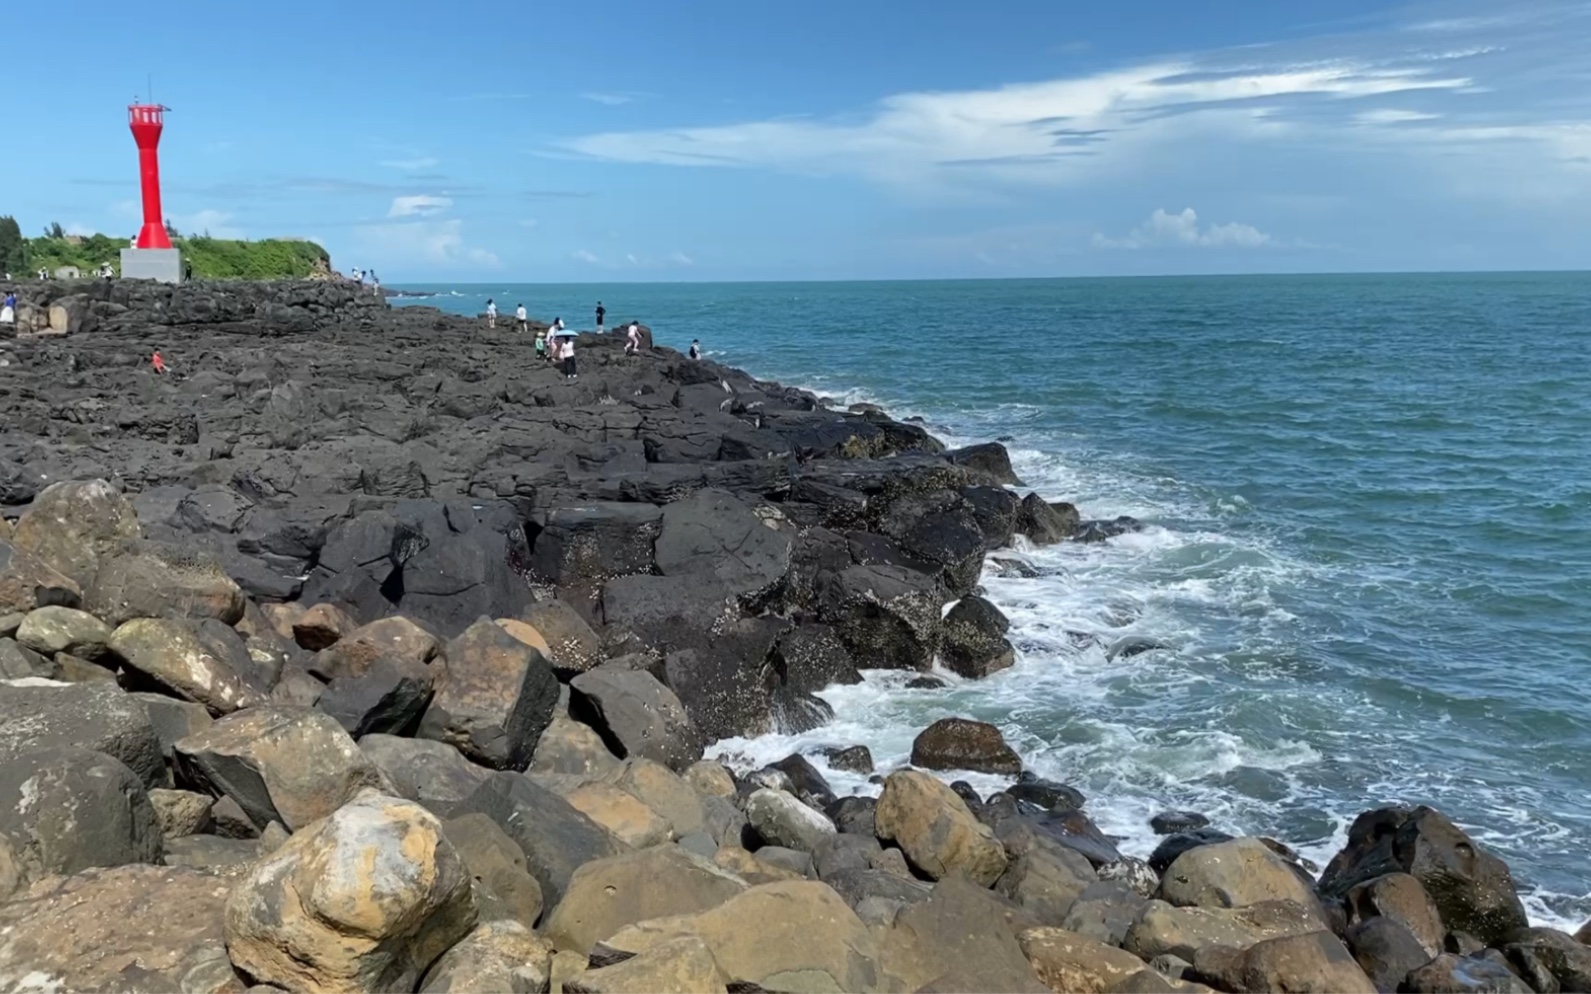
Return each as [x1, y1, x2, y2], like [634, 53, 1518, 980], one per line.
[689, 339, 702, 360]
[595, 301, 606, 333]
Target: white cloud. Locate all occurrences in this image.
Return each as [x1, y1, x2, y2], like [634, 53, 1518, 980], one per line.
[668, 250, 694, 266]
[1093, 208, 1272, 249]
[380, 156, 439, 171]
[352, 219, 498, 269]
[388, 195, 452, 218]
[582, 91, 643, 106]
[626, 252, 640, 265]
[170, 209, 244, 239]
[573, 249, 601, 264]
[64, 222, 94, 237]
[1357, 108, 1441, 124]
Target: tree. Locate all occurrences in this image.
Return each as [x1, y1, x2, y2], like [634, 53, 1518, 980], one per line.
[44, 221, 65, 239]
[0, 216, 24, 275]
[164, 218, 180, 240]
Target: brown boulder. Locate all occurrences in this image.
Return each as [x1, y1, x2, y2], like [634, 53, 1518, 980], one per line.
[14, 605, 113, 662]
[0, 539, 82, 615]
[1402, 952, 1533, 993]
[10, 479, 141, 586]
[0, 865, 240, 994]
[881, 875, 1048, 993]
[418, 919, 552, 993]
[530, 716, 623, 780]
[522, 598, 603, 675]
[1343, 872, 1446, 958]
[442, 813, 545, 928]
[224, 792, 478, 993]
[292, 602, 358, 651]
[614, 758, 706, 838]
[566, 784, 673, 849]
[1124, 899, 1325, 963]
[1230, 931, 1377, 994]
[108, 618, 267, 715]
[911, 716, 1023, 775]
[311, 615, 442, 679]
[86, 545, 245, 628]
[1160, 837, 1321, 912]
[683, 760, 737, 798]
[566, 935, 727, 993]
[544, 844, 748, 953]
[876, 768, 1008, 885]
[417, 617, 560, 771]
[1019, 926, 1153, 994]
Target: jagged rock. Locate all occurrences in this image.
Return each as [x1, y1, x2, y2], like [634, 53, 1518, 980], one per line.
[567, 784, 673, 848]
[10, 479, 141, 586]
[771, 622, 861, 695]
[1499, 927, 1591, 992]
[0, 539, 82, 614]
[521, 599, 605, 676]
[0, 680, 165, 787]
[569, 667, 705, 772]
[14, 605, 113, 661]
[149, 787, 213, 838]
[1017, 493, 1080, 544]
[418, 616, 559, 771]
[108, 617, 266, 715]
[1149, 828, 1236, 874]
[544, 844, 749, 954]
[225, 792, 478, 993]
[86, 544, 246, 628]
[613, 757, 706, 839]
[0, 638, 52, 679]
[210, 795, 261, 840]
[603, 881, 879, 993]
[565, 935, 727, 994]
[525, 504, 662, 601]
[881, 875, 1049, 993]
[828, 794, 879, 836]
[419, 920, 553, 993]
[876, 768, 1008, 885]
[946, 442, 1022, 486]
[311, 615, 442, 679]
[319, 655, 436, 737]
[448, 771, 627, 909]
[358, 734, 491, 814]
[0, 746, 162, 882]
[654, 488, 794, 603]
[174, 706, 388, 831]
[531, 715, 624, 779]
[1342, 872, 1447, 958]
[940, 595, 1016, 678]
[442, 813, 545, 928]
[911, 716, 1024, 775]
[0, 865, 239, 994]
[817, 563, 944, 670]
[769, 753, 838, 810]
[1317, 806, 1529, 947]
[1019, 926, 1153, 994]
[822, 744, 875, 774]
[1159, 837, 1321, 912]
[292, 601, 358, 650]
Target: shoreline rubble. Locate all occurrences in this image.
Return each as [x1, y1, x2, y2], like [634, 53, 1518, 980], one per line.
[0, 278, 1582, 993]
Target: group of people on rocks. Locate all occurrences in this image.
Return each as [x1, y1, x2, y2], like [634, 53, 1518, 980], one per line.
[479, 297, 705, 380]
[347, 267, 381, 296]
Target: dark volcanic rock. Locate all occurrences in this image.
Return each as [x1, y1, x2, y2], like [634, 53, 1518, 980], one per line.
[944, 442, 1022, 486]
[1016, 493, 1080, 545]
[0, 746, 162, 881]
[817, 564, 943, 671]
[911, 717, 1023, 776]
[418, 616, 559, 771]
[1005, 771, 1086, 812]
[568, 666, 706, 772]
[940, 595, 1016, 679]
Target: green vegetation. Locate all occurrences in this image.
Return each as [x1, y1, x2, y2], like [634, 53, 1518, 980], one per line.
[0, 216, 332, 279]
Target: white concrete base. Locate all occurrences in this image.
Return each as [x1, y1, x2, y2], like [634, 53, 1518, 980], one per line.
[120, 248, 184, 283]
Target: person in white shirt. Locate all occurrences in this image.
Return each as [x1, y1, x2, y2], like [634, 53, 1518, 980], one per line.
[625, 320, 641, 355]
[485, 299, 497, 329]
[560, 333, 578, 380]
[689, 339, 702, 360]
[516, 304, 528, 333]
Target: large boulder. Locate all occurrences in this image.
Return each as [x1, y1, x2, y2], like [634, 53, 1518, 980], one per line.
[174, 706, 389, 831]
[519, 599, 604, 676]
[543, 844, 748, 954]
[311, 615, 442, 679]
[1345, 916, 1435, 992]
[745, 788, 838, 854]
[996, 845, 1100, 926]
[417, 616, 560, 771]
[876, 768, 1008, 885]
[771, 621, 861, 694]
[816, 563, 944, 670]
[0, 539, 82, 615]
[1500, 927, 1591, 993]
[1228, 931, 1377, 994]
[613, 758, 706, 839]
[880, 875, 1049, 993]
[1317, 806, 1529, 947]
[525, 503, 663, 598]
[1018, 927, 1153, 994]
[874, 489, 988, 597]
[654, 489, 793, 604]
[0, 679, 164, 788]
[1159, 837, 1320, 912]
[359, 734, 491, 814]
[945, 442, 1022, 486]
[14, 605, 113, 662]
[911, 716, 1024, 775]
[419, 920, 553, 994]
[1403, 953, 1533, 993]
[940, 595, 1016, 679]
[1342, 872, 1447, 958]
[107, 617, 267, 715]
[1016, 494, 1080, 544]
[602, 880, 880, 994]
[86, 544, 246, 628]
[447, 771, 627, 909]
[10, 479, 142, 586]
[1123, 899, 1324, 963]
[566, 784, 673, 849]
[530, 716, 624, 780]
[225, 792, 478, 993]
[442, 813, 546, 928]
[0, 865, 239, 994]
[0, 746, 162, 882]
[569, 667, 705, 772]
[1063, 881, 1153, 947]
[566, 935, 727, 994]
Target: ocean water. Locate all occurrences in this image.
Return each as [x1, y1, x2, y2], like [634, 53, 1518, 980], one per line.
[398, 273, 1591, 926]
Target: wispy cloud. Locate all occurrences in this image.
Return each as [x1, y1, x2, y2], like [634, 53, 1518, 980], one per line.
[1356, 108, 1442, 124]
[582, 91, 649, 106]
[169, 208, 245, 239]
[668, 250, 694, 266]
[380, 156, 439, 171]
[573, 249, 601, 264]
[1093, 208, 1272, 249]
[353, 219, 499, 268]
[388, 195, 452, 218]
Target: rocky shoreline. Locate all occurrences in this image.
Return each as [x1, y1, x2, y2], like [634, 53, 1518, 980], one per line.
[0, 278, 1586, 993]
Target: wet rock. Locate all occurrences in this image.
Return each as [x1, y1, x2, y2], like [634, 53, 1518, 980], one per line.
[544, 844, 748, 954]
[769, 753, 838, 810]
[911, 716, 1023, 776]
[940, 594, 1016, 678]
[907, 674, 947, 689]
[875, 489, 989, 597]
[442, 813, 545, 928]
[817, 563, 944, 671]
[565, 935, 727, 994]
[0, 539, 82, 614]
[876, 768, 1008, 885]
[1346, 916, 1434, 993]
[1500, 927, 1591, 992]
[0, 864, 240, 994]
[745, 788, 837, 854]
[291, 601, 358, 650]
[1402, 952, 1534, 993]
[1019, 926, 1154, 994]
[1149, 828, 1236, 874]
[149, 787, 214, 838]
[821, 743, 875, 774]
[1008, 771, 1087, 812]
[10, 479, 142, 586]
[1159, 836, 1322, 912]
[603, 880, 879, 994]
[996, 844, 1100, 926]
[827, 794, 879, 837]
[419, 920, 553, 994]
[568, 667, 705, 772]
[1317, 805, 1529, 947]
[418, 616, 560, 771]
[108, 617, 266, 715]
[448, 770, 626, 909]
[174, 706, 388, 831]
[770, 621, 861, 694]
[0, 746, 162, 881]
[1343, 872, 1447, 959]
[945, 442, 1023, 486]
[1076, 516, 1144, 543]
[1231, 931, 1377, 994]
[358, 734, 491, 814]
[225, 791, 478, 993]
[566, 784, 673, 848]
[1150, 811, 1209, 835]
[14, 605, 113, 662]
[1017, 493, 1080, 544]
[85, 543, 246, 628]
[0, 680, 164, 787]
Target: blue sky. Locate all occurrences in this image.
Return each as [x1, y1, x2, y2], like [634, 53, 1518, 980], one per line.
[7, 0, 1591, 281]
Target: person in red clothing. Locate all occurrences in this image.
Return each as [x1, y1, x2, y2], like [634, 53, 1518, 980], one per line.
[151, 351, 167, 374]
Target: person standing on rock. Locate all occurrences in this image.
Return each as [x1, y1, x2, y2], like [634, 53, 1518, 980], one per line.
[560, 331, 578, 380]
[625, 320, 641, 355]
[151, 351, 167, 375]
[595, 301, 605, 334]
[515, 303, 528, 333]
[485, 299, 497, 329]
[535, 323, 548, 360]
[370, 273, 380, 296]
[689, 339, 702, 360]
[0, 291, 15, 325]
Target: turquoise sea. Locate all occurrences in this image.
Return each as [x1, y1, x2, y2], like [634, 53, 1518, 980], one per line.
[398, 273, 1591, 925]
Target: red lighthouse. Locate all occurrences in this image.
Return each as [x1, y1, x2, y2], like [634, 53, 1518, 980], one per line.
[128, 103, 172, 250]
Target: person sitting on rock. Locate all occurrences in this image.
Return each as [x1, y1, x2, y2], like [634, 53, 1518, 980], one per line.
[625, 320, 641, 355]
[516, 303, 528, 333]
[485, 299, 497, 329]
[151, 351, 167, 375]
